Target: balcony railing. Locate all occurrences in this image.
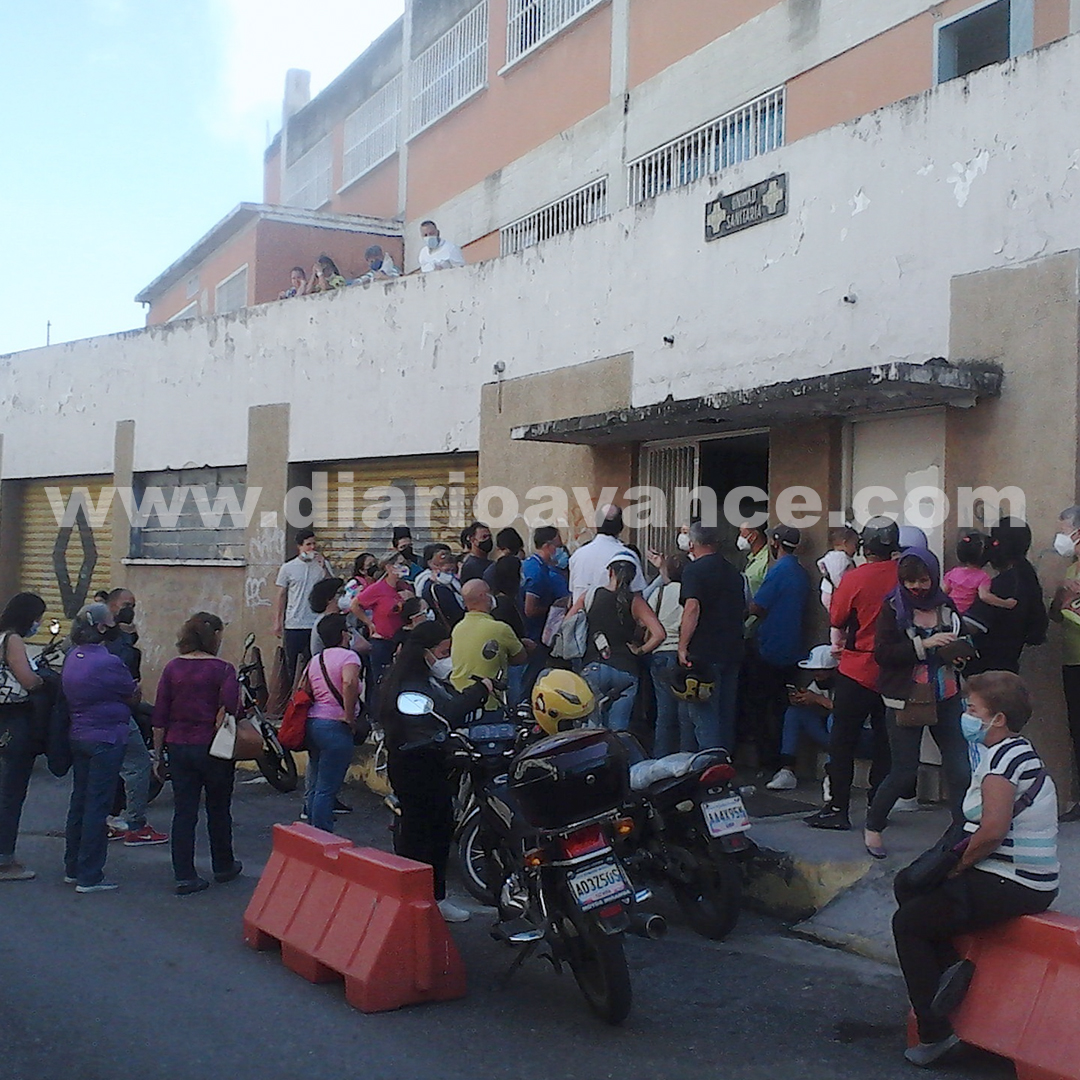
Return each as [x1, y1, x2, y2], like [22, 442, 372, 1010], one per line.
[506, 0, 605, 65]
[500, 176, 609, 256]
[342, 75, 402, 189]
[282, 135, 334, 210]
[627, 87, 785, 206]
[411, 1, 489, 136]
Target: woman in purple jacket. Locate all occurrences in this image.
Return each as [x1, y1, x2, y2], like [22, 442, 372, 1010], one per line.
[152, 613, 242, 895]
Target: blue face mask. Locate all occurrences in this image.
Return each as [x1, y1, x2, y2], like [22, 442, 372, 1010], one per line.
[961, 711, 991, 745]
[552, 546, 570, 570]
[27, 620, 41, 638]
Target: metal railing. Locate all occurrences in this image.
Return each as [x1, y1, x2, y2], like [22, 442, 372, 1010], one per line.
[627, 87, 785, 206]
[282, 135, 334, 210]
[411, 1, 488, 136]
[506, 0, 604, 65]
[500, 176, 609, 256]
[342, 75, 402, 188]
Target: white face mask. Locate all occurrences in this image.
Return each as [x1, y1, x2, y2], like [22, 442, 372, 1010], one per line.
[425, 236, 440, 250]
[736, 535, 752, 553]
[676, 533, 691, 552]
[299, 550, 316, 562]
[1054, 531, 1076, 558]
[429, 656, 454, 680]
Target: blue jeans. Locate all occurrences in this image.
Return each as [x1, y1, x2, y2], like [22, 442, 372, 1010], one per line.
[686, 661, 741, 752]
[582, 663, 638, 731]
[118, 716, 152, 829]
[305, 719, 354, 833]
[780, 705, 832, 761]
[65, 739, 127, 886]
[649, 652, 695, 756]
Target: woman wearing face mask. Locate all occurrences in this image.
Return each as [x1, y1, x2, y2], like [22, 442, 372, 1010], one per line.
[864, 548, 971, 860]
[379, 620, 491, 923]
[0, 593, 47, 882]
[892, 671, 1058, 1068]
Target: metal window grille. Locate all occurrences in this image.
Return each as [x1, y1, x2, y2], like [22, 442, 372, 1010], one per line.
[410, 1, 488, 136]
[639, 443, 699, 560]
[282, 135, 333, 209]
[627, 87, 785, 206]
[215, 266, 248, 315]
[343, 75, 402, 187]
[500, 177, 609, 256]
[506, 0, 604, 64]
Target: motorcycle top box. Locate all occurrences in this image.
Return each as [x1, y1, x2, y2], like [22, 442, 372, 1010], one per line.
[509, 728, 630, 831]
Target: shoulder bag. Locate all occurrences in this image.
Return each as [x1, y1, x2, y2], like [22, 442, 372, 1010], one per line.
[278, 666, 313, 751]
[209, 707, 265, 761]
[551, 587, 597, 661]
[317, 651, 371, 746]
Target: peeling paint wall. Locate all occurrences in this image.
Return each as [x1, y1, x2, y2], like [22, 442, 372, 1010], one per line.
[1, 37, 1079, 482]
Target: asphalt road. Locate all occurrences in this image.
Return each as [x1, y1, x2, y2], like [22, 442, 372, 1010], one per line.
[0, 763, 1017, 1080]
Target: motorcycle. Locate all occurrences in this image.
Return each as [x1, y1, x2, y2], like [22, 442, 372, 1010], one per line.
[239, 633, 298, 793]
[617, 744, 754, 941]
[397, 691, 663, 1025]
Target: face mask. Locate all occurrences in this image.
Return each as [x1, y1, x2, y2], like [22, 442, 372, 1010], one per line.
[677, 533, 691, 552]
[370, 259, 383, 271]
[116, 605, 135, 624]
[1054, 532, 1076, 558]
[400, 544, 414, 559]
[429, 656, 454, 680]
[961, 711, 992, 745]
[736, 535, 752, 553]
[437, 571, 455, 584]
[27, 620, 41, 638]
[426, 236, 440, 250]
[553, 546, 570, 570]
[299, 550, 316, 562]
[478, 538, 494, 554]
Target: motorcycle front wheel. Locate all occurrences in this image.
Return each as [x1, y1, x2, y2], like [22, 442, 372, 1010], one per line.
[456, 811, 501, 906]
[557, 909, 632, 1025]
[256, 720, 299, 793]
[671, 854, 742, 941]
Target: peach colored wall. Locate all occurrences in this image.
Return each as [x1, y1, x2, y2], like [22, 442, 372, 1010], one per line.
[333, 155, 401, 220]
[148, 224, 258, 325]
[628, 0, 778, 90]
[253, 221, 405, 302]
[463, 231, 500, 263]
[264, 143, 282, 205]
[1035, 0, 1070, 46]
[406, 0, 611, 225]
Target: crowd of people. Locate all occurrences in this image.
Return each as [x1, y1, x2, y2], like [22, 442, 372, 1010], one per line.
[0, 499, 1075, 1068]
[275, 221, 465, 302]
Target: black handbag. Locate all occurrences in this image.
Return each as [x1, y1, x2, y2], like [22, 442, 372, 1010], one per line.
[894, 769, 1048, 902]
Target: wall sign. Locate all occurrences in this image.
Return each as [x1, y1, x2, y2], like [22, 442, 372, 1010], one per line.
[705, 174, 788, 241]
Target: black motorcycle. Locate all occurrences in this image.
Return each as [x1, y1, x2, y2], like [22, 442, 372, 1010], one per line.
[238, 633, 298, 793]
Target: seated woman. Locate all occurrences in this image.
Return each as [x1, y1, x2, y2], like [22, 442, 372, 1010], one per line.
[893, 670, 1058, 1067]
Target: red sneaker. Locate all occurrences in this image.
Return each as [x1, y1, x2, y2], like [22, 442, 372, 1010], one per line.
[122, 825, 169, 847]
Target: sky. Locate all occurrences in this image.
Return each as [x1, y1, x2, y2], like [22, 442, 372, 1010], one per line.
[0, 0, 404, 356]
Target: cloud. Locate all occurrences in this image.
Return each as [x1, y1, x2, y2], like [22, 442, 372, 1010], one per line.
[211, 0, 405, 148]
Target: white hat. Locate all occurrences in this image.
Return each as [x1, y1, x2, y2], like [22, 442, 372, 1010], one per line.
[798, 644, 838, 670]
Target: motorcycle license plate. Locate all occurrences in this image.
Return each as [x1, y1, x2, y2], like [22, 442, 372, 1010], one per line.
[567, 858, 633, 912]
[702, 795, 751, 838]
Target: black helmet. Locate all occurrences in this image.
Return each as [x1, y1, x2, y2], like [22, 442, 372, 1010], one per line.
[861, 516, 900, 558]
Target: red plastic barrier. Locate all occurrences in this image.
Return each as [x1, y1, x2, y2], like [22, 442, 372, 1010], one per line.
[907, 912, 1080, 1080]
[243, 823, 466, 1012]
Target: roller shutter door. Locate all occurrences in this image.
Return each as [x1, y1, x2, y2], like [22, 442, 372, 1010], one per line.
[17, 476, 115, 638]
[313, 453, 479, 571]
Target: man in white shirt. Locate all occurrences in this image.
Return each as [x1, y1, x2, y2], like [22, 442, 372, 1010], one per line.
[274, 528, 331, 685]
[418, 220, 466, 273]
[567, 505, 647, 600]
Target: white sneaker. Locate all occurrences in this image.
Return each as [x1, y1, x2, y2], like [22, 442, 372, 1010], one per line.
[766, 768, 797, 791]
[821, 775, 832, 804]
[893, 797, 921, 813]
[75, 881, 119, 894]
[438, 899, 471, 923]
[106, 816, 130, 831]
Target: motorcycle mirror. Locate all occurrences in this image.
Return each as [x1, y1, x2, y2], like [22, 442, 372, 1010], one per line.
[397, 692, 434, 716]
[48, 619, 61, 636]
[244, 632, 256, 649]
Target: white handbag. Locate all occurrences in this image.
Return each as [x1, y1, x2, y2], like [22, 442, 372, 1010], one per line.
[209, 710, 264, 761]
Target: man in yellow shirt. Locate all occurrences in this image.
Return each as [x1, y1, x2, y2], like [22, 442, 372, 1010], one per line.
[450, 580, 527, 710]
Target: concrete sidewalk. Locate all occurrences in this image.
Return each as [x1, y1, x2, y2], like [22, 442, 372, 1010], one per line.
[742, 791, 1080, 966]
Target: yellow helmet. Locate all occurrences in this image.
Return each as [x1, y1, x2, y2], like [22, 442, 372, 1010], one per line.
[531, 669, 595, 736]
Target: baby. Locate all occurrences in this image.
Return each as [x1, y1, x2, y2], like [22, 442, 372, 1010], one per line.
[818, 527, 859, 651]
[942, 531, 1017, 613]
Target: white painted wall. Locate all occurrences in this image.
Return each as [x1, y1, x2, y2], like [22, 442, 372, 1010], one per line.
[2, 36, 1079, 480]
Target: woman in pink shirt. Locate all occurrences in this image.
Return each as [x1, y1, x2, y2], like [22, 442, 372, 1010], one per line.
[353, 555, 409, 695]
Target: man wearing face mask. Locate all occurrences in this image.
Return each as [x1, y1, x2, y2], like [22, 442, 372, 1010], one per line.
[274, 529, 331, 687]
[358, 244, 400, 283]
[102, 589, 167, 847]
[418, 220, 465, 273]
[419, 545, 466, 630]
[459, 521, 494, 584]
[737, 522, 771, 598]
[1049, 505, 1080, 822]
[392, 526, 422, 584]
[450, 580, 527, 711]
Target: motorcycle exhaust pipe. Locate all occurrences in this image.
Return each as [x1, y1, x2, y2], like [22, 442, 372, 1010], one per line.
[629, 912, 667, 940]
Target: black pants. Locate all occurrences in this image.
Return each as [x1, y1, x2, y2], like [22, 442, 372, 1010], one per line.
[168, 743, 236, 883]
[825, 672, 889, 814]
[893, 869, 1056, 1043]
[387, 748, 453, 901]
[742, 650, 797, 770]
[1062, 665, 1080, 798]
[283, 629, 311, 688]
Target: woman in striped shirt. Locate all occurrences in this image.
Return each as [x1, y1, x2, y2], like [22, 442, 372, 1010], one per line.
[892, 670, 1058, 1067]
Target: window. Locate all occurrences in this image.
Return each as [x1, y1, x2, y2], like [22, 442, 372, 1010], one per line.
[167, 301, 198, 323]
[627, 88, 785, 206]
[185, 273, 199, 299]
[505, 0, 604, 66]
[282, 134, 333, 209]
[936, 0, 1032, 83]
[215, 265, 248, 315]
[500, 177, 608, 256]
[410, 1, 488, 136]
[342, 75, 402, 189]
[129, 467, 248, 562]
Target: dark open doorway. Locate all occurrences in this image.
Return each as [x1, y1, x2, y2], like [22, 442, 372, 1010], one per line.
[697, 431, 770, 562]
